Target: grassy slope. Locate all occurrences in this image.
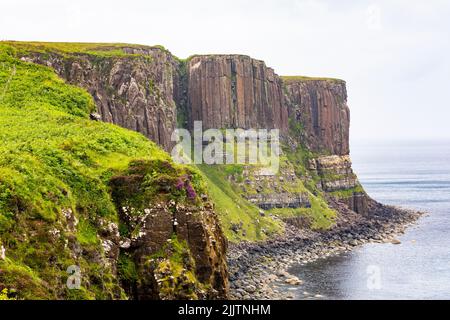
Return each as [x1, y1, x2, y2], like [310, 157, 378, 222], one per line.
[0, 43, 173, 299]
[0, 41, 169, 57]
[196, 147, 337, 240]
[197, 164, 283, 242]
[281, 75, 345, 83]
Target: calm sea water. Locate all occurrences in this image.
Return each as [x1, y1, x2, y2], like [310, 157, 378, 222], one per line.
[287, 140, 450, 299]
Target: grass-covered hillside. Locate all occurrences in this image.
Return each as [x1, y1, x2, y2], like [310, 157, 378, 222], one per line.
[0, 43, 209, 299]
[1, 41, 169, 58]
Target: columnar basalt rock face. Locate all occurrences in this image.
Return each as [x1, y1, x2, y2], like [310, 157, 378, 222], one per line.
[282, 78, 368, 214]
[21, 47, 178, 151]
[284, 79, 350, 156]
[186, 55, 289, 132]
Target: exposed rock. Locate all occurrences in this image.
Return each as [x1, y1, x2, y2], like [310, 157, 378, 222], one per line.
[0, 245, 5, 260]
[284, 276, 303, 285]
[186, 55, 289, 133]
[246, 192, 310, 210]
[21, 47, 178, 151]
[313, 155, 357, 191]
[110, 160, 228, 300]
[284, 78, 350, 156]
[89, 112, 102, 121]
[309, 155, 368, 214]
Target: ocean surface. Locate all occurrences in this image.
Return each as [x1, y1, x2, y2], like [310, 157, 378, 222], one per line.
[287, 140, 450, 300]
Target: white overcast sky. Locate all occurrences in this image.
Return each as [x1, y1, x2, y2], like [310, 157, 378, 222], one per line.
[1, 0, 449, 143]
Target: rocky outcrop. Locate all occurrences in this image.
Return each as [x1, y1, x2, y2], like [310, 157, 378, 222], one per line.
[110, 159, 228, 299]
[308, 155, 368, 214]
[186, 55, 289, 132]
[341, 193, 369, 216]
[309, 155, 358, 192]
[282, 78, 368, 214]
[246, 193, 310, 210]
[20, 47, 178, 151]
[283, 78, 350, 156]
[183, 58, 367, 214]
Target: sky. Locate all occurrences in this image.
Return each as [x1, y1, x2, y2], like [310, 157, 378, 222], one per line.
[1, 0, 449, 143]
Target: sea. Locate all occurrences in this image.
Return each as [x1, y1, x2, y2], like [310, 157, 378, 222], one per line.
[287, 140, 450, 299]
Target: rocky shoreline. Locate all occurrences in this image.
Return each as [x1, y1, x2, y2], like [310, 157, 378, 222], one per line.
[227, 201, 424, 300]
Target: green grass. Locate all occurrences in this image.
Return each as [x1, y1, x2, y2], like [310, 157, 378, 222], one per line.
[76, 219, 99, 246]
[117, 252, 138, 283]
[0, 258, 51, 299]
[197, 164, 282, 242]
[281, 75, 345, 83]
[0, 43, 178, 299]
[267, 194, 336, 230]
[329, 184, 365, 198]
[148, 234, 201, 299]
[1, 41, 169, 58]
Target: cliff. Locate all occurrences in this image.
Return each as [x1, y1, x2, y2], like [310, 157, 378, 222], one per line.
[17, 43, 179, 151]
[185, 55, 288, 133]
[282, 77, 367, 215]
[183, 55, 367, 220]
[0, 43, 228, 300]
[283, 77, 350, 155]
[1, 41, 373, 300]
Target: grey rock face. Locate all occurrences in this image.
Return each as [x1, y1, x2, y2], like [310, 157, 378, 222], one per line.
[22, 48, 178, 151]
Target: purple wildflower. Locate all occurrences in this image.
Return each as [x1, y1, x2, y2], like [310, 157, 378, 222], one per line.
[175, 178, 184, 190]
[185, 182, 197, 200]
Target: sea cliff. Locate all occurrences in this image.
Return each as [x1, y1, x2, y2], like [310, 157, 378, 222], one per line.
[0, 41, 420, 300]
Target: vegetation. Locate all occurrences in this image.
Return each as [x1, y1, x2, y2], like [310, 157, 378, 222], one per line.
[0, 288, 16, 300]
[329, 184, 365, 199]
[148, 234, 202, 299]
[267, 194, 336, 230]
[281, 75, 345, 83]
[0, 41, 169, 58]
[0, 43, 186, 299]
[197, 164, 282, 242]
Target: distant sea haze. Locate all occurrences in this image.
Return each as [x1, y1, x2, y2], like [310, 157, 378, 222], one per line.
[289, 140, 450, 299]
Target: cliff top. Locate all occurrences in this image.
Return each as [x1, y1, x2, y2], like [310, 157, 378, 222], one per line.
[0, 41, 171, 57]
[186, 53, 262, 62]
[281, 75, 345, 83]
[3, 41, 345, 83]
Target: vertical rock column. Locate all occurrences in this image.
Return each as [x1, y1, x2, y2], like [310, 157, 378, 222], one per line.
[283, 78, 368, 214]
[284, 78, 350, 155]
[186, 55, 289, 132]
